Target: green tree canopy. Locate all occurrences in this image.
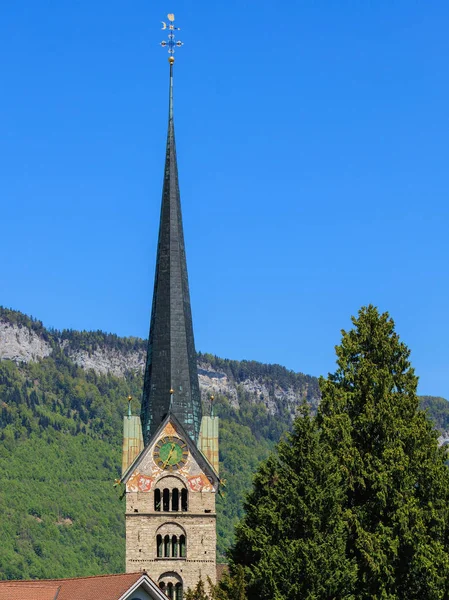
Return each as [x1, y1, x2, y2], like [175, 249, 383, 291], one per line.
[229, 404, 356, 600]
[318, 305, 449, 599]
[229, 305, 449, 600]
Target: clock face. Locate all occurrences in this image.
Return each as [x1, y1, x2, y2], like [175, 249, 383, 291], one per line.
[153, 436, 188, 471]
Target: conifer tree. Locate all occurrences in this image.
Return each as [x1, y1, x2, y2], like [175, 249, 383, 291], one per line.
[319, 305, 449, 599]
[215, 566, 247, 600]
[185, 579, 210, 600]
[229, 404, 356, 600]
[185, 571, 247, 600]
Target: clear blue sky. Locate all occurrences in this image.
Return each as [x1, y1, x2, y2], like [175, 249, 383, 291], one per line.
[1, 1, 448, 398]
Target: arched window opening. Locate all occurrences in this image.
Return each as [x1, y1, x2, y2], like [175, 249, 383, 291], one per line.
[175, 582, 183, 600]
[164, 535, 170, 558]
[163, 488, 170, 512]
[172, 535, 178, 558]
[181, 488, 188, 512]
[179, 535, 186, 558]
[158, 573, 183, 600]
[156, 527, 186, 560]
[172, 488, 179, 511]
[154, 488, 161, 512]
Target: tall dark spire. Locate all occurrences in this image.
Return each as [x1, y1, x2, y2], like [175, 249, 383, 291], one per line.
[141, 54, 202, 446]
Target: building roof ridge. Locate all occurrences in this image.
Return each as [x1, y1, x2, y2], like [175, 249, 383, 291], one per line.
[0, 572, 145, 584]
[0, 582, 61, 587]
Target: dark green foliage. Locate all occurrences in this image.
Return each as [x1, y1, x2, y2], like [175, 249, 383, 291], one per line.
[0, 434, 124, 579]
[185, 568, 247, 600]
[0, 354, 142, 580]
[60, 329, 146, 355]
[0, 351, 142, 443]
[229, 306, 449, 600]
[229, 405, 356, 600]
[318, 305, 449, 599]
[216, 566, 247, 600]
[185, 578, 211, 600]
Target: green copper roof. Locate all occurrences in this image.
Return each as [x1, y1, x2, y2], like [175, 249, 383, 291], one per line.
[141, 62, 202, 446]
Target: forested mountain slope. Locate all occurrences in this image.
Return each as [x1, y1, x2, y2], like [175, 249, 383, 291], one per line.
[0, 307, 447, 580]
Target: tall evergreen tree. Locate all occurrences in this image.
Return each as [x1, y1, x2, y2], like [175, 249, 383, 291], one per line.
[319, 305, 449, 599]
[229, 404, 356, 600]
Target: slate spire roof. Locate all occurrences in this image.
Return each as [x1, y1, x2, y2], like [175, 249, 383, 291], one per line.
[141, 60, 202, 446]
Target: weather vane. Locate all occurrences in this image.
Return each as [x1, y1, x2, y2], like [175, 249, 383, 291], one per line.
[160, 14, 183, 62]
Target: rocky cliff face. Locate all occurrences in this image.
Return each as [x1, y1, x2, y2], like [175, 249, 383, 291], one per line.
[67, 346, 145, 378]
[0, 322, 52, 363]
[0, 315, 317, 418]
[197, 365, 239, 408]
[197, 364, 305, 416]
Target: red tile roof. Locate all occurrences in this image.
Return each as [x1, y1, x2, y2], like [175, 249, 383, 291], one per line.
[0, 583, 60, 600]
[0, 572, 145, 600]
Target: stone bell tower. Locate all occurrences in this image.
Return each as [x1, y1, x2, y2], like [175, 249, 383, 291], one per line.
[120, 15, 219, 599]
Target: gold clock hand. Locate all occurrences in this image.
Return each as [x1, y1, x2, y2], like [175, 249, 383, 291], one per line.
[162, 443, 176, 468]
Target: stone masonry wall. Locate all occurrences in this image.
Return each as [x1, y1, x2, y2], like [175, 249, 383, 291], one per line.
[124, 419, 218, 592]
[126, 486, 217, 590]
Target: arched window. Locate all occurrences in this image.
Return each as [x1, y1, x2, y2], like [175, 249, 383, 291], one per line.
[154, 477, 187, 514]
[164, 535, 170, 558]
[158, 572, 183, 599]
[179, 535, 186, 558]
[175, 582, 183, 600]
[154, 488, 161, 512]
[156, 526, 187, 560]
[181, 488, 188, 512]
[171, 535, 178, 558]
[163, 488, 170, 512]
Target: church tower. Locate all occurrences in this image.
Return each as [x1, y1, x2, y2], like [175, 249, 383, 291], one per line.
[121, 15, 219, 597]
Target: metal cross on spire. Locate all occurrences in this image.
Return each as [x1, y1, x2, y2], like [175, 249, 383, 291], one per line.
[160, 14, 183, 61]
